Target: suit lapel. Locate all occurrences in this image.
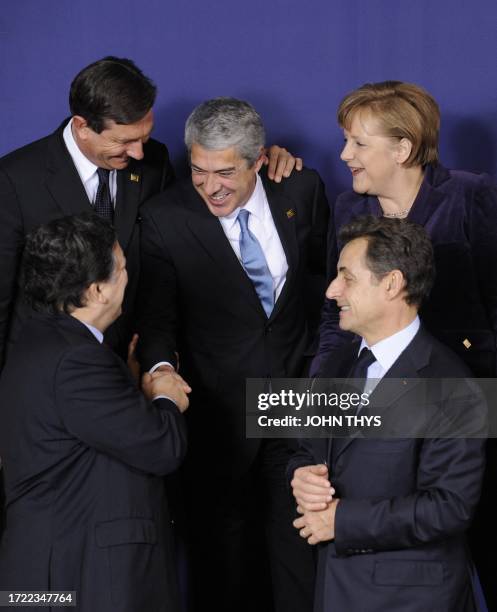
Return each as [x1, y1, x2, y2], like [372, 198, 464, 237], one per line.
[114, 160, 142, 251]
[332, 327, 432, 461]
[407, 165, 450, 228]
[45, 125, 93, 216]
[184, 183, 266, 318]
[261, 173, 299, 320]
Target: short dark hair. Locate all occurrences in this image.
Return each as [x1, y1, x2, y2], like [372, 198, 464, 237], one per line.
[339, 215, 435, 306]
[22, 213, 116, 315]
[69, 56, 157, 133]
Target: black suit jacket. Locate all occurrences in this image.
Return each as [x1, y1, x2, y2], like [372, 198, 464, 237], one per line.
[0, 121, 174, 367]
[138, 168, 329, 473]
[0, 313, 187, 612]
[289, 327, 486, 612]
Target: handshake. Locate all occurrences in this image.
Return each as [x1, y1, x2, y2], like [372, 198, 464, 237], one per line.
[127, 334, 191, 413]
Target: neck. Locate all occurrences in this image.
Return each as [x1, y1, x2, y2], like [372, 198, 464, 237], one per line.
[378, 165, 424, 216]
[362, 308, 418, 347]
[71, 309, 110, 334]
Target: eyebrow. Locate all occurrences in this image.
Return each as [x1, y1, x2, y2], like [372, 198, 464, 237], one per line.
[191, 164, 236, 173]
[338, 265, 355, 277]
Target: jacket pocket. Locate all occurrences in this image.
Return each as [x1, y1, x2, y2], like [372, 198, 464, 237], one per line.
[95, 518, 157, 547]
[373, 560, 444, 586]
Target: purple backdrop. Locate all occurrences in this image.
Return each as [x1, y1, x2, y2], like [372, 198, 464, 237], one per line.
[1, 0, 497, 200]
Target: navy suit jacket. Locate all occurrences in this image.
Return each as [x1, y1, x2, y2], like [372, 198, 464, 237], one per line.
[137, 167, 329, 473]
[0, 121, 174, 367]
[289, 327, 486, 612]
[0, 314, 187, 612]
[315, 164, 497, 377]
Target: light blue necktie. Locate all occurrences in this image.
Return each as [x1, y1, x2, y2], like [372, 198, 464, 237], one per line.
[237, 208, 274, 317]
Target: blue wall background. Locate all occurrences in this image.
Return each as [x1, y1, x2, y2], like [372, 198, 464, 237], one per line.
[2, 0, 497, 201]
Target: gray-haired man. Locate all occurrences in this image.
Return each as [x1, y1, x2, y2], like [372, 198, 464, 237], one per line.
[137, 98, 329, 612]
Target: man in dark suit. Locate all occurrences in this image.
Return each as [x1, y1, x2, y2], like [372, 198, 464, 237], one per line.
[137, 98, 329, 612]
[0, 56, 300, 370]
[0, 213, 190, 612]
[290, 216, 486, 612]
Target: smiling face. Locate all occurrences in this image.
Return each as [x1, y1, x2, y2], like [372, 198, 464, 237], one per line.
[72, 109, 154, 170]
[190, 143, 264, 217]
[326, 237, 390, 343]
[340, 111, 403, 197]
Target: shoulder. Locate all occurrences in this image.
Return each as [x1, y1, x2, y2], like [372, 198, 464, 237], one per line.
[429, 163, 496, 197]
[0, 130, 59, 176]
[262, 165, 324, 195]
[142, 137, 170, 165]
[142, 177, 196, 217]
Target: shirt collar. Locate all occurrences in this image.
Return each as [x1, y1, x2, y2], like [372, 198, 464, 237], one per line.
[81, 321, 104, 344]
[63, 118, 99, 184]
[221, 173, 265, 231]
[359, 316, 420, 372]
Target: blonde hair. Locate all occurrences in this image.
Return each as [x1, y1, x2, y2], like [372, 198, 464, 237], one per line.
[338, 81, 440, 167]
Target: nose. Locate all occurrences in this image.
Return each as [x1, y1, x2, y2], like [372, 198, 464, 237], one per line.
[127, 140, 144, 160]
[325, 276, 341, 301]
[203, 172, 222, 195]
[340, 140, 353, 162]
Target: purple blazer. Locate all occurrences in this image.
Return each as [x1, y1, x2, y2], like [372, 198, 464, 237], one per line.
[314, 163, 497, 377]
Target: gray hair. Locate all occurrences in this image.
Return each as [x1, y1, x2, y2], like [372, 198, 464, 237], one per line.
[184, 97, 265, 166]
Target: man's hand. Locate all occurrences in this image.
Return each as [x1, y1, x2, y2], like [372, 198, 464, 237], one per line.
[293, 499, 340, 545]
[264, 145, 303, 182]
[291, 464, 334, 511]
[142, 370, 191, 413]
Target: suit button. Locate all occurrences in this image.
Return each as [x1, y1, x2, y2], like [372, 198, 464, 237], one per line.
[266, 326, 272, 334]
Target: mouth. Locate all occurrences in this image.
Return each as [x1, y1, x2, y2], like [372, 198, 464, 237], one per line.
[337, 304, 350, 314]
[208, 191, 231, 206]
[348, 167, 364, 177]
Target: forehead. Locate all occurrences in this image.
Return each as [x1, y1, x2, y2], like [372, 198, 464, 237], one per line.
[345, 109, 384, 137]
[190, 143, 245, 169]
[338, 237, 370, 271]
[101, 109, 154, 140]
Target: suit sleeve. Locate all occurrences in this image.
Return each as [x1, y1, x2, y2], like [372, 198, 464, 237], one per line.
[157, 142, 175, 191]
[137, 204, 179, 371]
[55, 342, 187, 475]
[333, 434, 485, 555]
[0, 166, 24, 370]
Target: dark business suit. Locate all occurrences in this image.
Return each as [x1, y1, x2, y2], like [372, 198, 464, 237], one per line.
[137, 167, 329, 611]
[0, 120, 174, 368]
[0, 313, 187, 612]
[313, 163, 497, 608]
[290, 326, 486, 612]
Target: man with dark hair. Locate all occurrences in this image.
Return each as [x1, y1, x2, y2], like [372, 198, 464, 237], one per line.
[137, 97, 329, 612]
[0, 213, 189, 611]
[0, 56, 300, 370]
[289, 216, 486, 612]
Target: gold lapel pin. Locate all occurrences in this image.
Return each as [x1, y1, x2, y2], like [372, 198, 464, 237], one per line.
[462, 338, 472, 349]
[130, 173, 140, 183]
[286, 208, 296, 219]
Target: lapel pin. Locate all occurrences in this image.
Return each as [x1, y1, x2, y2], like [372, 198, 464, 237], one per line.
[462, 338, 472, 349]
[286, 208, 296, 219]
[130, 173, 140, 183]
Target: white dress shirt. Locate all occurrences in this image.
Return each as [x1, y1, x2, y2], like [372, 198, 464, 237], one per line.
[63, 119, 117, 206]
[219, 174, 288, 301]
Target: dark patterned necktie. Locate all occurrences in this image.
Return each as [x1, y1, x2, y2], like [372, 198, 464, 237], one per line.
[237, 208, 274, 317]
[94, 168, 114, 222]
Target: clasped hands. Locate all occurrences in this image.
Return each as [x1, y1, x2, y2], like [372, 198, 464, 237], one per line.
[291, 464, 339, 545]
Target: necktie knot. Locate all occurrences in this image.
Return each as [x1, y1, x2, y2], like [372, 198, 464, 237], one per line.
[349, 347, 376, 380]
[238, 207, 250, 229]
[97, 167, 110, 184]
